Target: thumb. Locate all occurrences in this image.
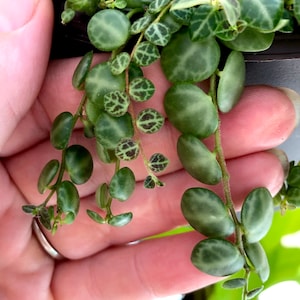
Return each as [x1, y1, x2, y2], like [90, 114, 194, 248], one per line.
[0, 0, 53, 151]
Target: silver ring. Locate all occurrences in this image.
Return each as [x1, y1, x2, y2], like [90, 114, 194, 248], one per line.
[32, 218, 65, 260]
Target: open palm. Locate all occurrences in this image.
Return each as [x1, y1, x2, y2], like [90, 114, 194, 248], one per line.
[0, 1, 298, 299]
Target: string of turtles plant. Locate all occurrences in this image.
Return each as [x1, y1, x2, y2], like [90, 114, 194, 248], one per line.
[22, 0, 300, 299]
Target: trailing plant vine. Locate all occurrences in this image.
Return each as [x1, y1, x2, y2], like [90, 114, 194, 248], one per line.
[22, 0, 300, 299]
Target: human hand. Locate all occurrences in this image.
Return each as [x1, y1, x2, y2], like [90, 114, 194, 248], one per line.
[0, 1, 298, 299]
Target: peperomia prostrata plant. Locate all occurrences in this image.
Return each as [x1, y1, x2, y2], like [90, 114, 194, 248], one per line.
[22, 1, 300, 299]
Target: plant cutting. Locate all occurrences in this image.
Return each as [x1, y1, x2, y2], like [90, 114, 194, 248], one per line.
[22, 0, 300, 299]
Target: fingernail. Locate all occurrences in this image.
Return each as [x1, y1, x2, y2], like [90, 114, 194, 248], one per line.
[268, 148, 290, 179]
[278, 87, 300, 127]
[0, 0, 39, 32]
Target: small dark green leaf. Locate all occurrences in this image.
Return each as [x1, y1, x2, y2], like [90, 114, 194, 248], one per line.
[181, 188, 234, 237]
[128, 62, 144, 81]
[57, 181, 80, 218]
[222, 278, 246, 289]
[148, 0, 170, 14]
[241, 187, 274, 243]
[72, 51, 93, 90]
[129, 77, 155, 102]
[109, 167, 135, 201]
[191, 238, 245, 276]
[145, 22, 171, 46]
[104, 91, 130, 117]
[130, 14, 154, 34]
[87, 9, 130, 51]
[50, 112, 74, 150]
[65, 145, 93, 185]
[38, 159, 60, 194]
[95, 111, 134, 150]
[136, 108, 165, 134]
[144, 175, 156, 189]
[110, 52, 131, 75]
[177, 134, 222, 185]
[108, 212, 133, 226]
[115, 138, 140, 161]
[148, 153, 169, 173]
[246, 286, 264, 299]
[132, 41, 160, 67]
[22, 204, 38, 214]
[87, 209, 106, 224]
[39, 207, 52, 230]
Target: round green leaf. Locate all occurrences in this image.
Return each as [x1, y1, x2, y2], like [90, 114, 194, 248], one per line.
[109, 167, 135, 201]
[145, 22, 171, 46]
[161, 28, 220, 83]
[222, 27, 275, 52]
[65, 145, 93, 185]
[177, 134, 222, 185]
[108, 212, 133, 226]
[181, 188, 234, 237]
[132, 41, 160, 67]
[244, 242, 270, 283]
[217, 50, 245, 113]
[115, 138, 140, 161]
[164, 83, 218, 138]
[129, 77, 155, 102]
[72, 51, 93, 90]
[38, 159, 60, 194]
[191, 238, 245, 276]
[85, 62, 126, 110]
[95, 111, 134, 150]
[87, 9, 130, 51]
[241, 187, 274, 243]
[50, 112, 74, 150]
[104, 91, 130, 117]
[136, 108, 164, 134]
[56, 180, 80, 218]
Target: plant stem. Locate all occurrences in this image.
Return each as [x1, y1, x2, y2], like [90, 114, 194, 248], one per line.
[210, 74, 242, 242]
